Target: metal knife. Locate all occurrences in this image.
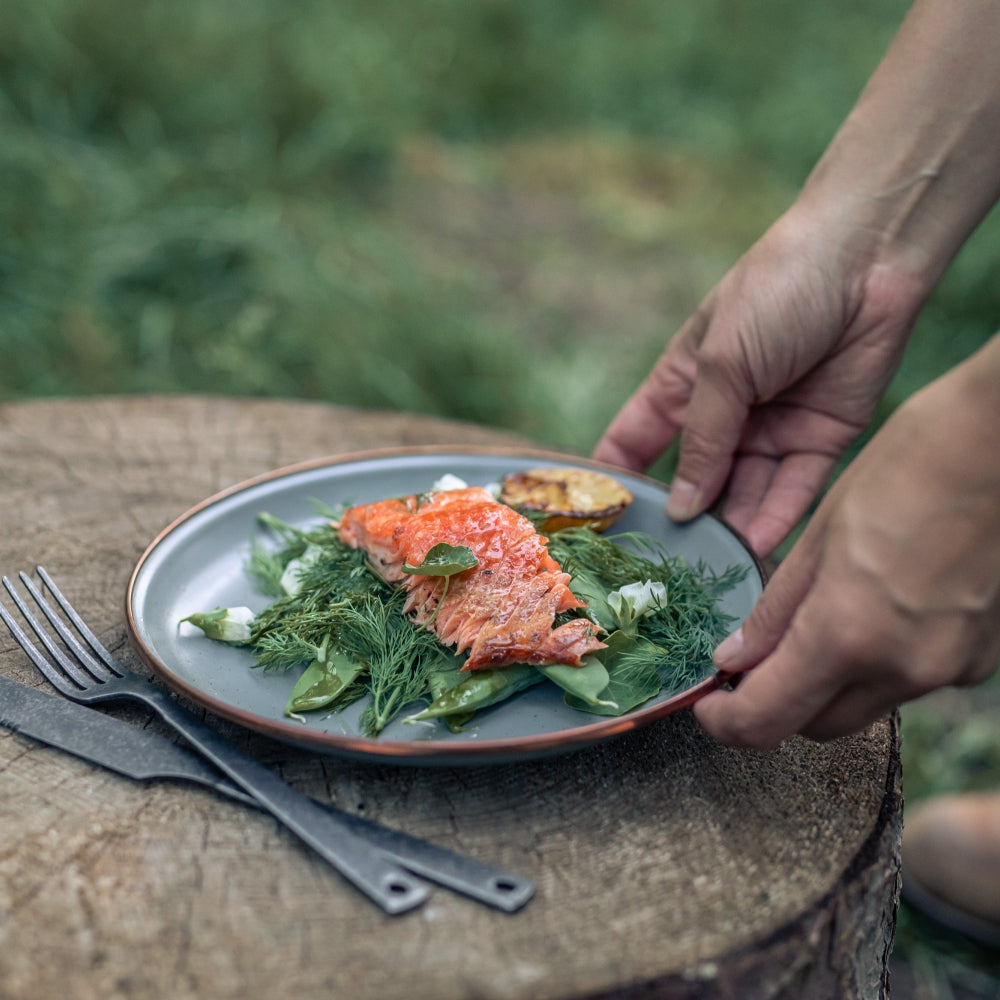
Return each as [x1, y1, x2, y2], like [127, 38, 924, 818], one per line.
[0, 673, 533, 912]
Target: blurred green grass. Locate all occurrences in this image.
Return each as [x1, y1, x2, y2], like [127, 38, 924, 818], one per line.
[9, 0, 997, 452]
[2, 2, 1000, 992]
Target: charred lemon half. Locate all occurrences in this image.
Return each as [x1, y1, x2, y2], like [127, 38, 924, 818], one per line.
[500, 467, 634, 533]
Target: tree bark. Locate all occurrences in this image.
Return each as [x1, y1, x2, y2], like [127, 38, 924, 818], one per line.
[0, 396, 901, 1000]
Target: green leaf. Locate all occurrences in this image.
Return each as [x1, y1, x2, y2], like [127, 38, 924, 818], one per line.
[401, 542, 478, 577]
[399, 543, 480, 630]
[564, 569, 616, 631]
[564, 631, 662, 716]
[427, 660, 467, 698]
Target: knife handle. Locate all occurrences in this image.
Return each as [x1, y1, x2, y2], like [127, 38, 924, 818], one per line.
[136, 687, 428, 914]
[339, 810, 535, 912]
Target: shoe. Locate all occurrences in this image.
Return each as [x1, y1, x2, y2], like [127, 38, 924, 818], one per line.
[901, 791, 1000, 949]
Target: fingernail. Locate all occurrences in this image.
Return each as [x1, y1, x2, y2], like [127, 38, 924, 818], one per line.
[666, 478, 700, 521]
[714, 627, 743, 667]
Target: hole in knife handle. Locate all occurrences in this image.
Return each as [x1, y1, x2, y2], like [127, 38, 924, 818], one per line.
[493, 879, 520, 893]
[388, 877, 420, 895]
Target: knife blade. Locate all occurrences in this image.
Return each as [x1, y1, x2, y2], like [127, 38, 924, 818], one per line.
[0, 673, 533, 912]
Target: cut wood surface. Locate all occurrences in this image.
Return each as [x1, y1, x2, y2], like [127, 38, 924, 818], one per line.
[0, 396, 901, 1000]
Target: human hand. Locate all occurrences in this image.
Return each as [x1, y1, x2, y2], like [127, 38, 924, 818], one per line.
[693, 337, 1000, 748]
[593, 207, 926, 557]
[595, 0, 1000, 559]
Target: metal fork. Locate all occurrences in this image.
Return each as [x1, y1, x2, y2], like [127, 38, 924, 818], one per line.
[0, 567, 429, 915]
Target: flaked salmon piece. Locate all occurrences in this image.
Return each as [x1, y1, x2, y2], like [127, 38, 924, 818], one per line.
[337, 486, 606, 670]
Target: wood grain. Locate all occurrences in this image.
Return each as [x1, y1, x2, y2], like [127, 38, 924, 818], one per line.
[0, 396, 900, 999]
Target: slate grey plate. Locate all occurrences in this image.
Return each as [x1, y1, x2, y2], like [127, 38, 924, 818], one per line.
[126, 446, 764, 765]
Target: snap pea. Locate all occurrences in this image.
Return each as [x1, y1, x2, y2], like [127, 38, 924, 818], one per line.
[181, 606, 255, 644]
[536, 657, 617, 709]
[284, 637, 366, 717]
[404, 664, 544, 724]
[425, 661, 475, 731]
[563, 631, 662, 717]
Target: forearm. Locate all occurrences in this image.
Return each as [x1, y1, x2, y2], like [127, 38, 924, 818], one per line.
[797, 0, 1000, 295]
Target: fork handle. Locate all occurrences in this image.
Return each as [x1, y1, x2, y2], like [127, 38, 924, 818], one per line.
[139, 689, 429, 914]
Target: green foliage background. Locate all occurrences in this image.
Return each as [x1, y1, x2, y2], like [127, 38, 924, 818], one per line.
[4, 0, 997, 451]
[3, 2, 999, 992]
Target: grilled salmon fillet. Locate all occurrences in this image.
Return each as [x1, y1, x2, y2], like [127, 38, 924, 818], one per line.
[337, 486, 606, 670]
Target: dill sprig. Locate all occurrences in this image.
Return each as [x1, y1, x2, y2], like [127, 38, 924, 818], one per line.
[247, 540, 286, 598]
[250, 527, 388, 651]
[356, 595, 452, 735]
[548, 527, 746, 694]
[245, 513, 450, 733]
[548, 527, 684, 588]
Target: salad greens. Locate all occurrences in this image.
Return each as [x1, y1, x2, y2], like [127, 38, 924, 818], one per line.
[181, 484, 747, 737]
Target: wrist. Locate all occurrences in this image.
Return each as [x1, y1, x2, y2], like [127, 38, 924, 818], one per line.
[901, 331, 1000, 486]
[795, 0, 1000, 295]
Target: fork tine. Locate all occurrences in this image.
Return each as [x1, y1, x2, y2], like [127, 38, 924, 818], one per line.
[0, 586, 85, 695]
[36, 567, 123, 675]
[20, 570, 119, 681]
[2, 574, 107, 690]
[14, 572, 116, 683]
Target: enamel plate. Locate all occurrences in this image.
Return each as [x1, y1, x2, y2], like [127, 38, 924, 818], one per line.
[126, 447, 764, 765]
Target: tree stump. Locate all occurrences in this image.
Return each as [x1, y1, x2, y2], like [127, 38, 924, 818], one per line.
[0, 396, 901, 1000]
